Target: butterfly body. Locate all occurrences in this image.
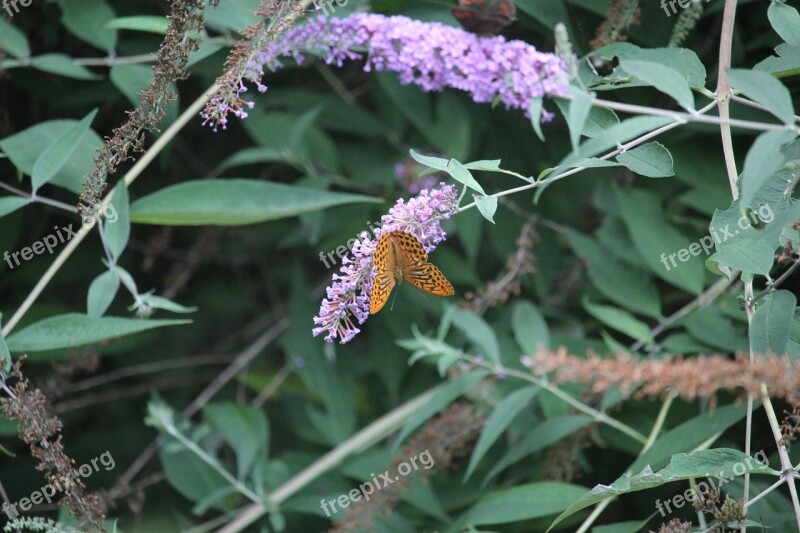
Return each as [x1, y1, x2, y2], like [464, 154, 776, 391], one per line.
[370, 231, 454, 314]
[452, 0, 516, 35]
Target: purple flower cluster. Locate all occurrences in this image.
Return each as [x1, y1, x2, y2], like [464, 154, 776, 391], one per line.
[203, 13, 569, 129]
[312, 183, 458, 344]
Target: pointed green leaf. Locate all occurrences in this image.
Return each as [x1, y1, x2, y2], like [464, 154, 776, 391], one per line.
[104, 181, 130, 259]
[769, 2, 800, 45]
[464, 386, 540, 481]
[728, 69, 795, 125]
[616, 142, 674, 178]
[620, 59, 695, 111]
[750, 290, 797, 356]
[31, 109, 97, 191]
[740, 130, 797, 210]
[548, 449, 776, 530]
[566, 88, 594, 152]
[0, 17, 30, 58]
[204, 402, 268, 479]
[474, 194, 497, 223]
[0, 197, 29, 219]
[130, 179, 381, 225]
[30, 54, 102, 80]
[460, 482, 588, 528]
[583, 299, 653, 343]
[6, 313, 190, 352]
[511, 301, 550, 355]
[87, 270, 120, 318]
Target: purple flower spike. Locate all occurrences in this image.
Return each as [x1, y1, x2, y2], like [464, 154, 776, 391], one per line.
[312, 183, 458, 344]
[203, 13, 570, 130]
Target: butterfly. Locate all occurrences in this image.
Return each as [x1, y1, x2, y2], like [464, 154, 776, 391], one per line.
[452, 0, 516, 35]
[369, 231, 455, 314]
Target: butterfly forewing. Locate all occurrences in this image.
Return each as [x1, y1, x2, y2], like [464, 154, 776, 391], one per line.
[370, 232, 395, 314]
[389, 231, 428, 267]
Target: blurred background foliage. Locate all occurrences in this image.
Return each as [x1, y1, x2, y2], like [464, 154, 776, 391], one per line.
[1, 0, 799, 531]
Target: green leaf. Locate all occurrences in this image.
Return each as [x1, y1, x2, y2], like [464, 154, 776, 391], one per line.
[0, 119, 104, 194]
[140, 294, 197, 314]
[393, 370, 489, 450]
[615, 142, 674, 178]
[463, 160, 502, 172]
[583, 299, 653, 343]
[529, 97, 545, 141]
[0, 17, 30, 58]
[129, 179, 381, 225]
[451, 309, 500, 364]
[739, 130, 797, 210]
[551, 116, 673, 182]
[106, 16, 169, 34]
[619, 59, 695, 111]
[58, 0, 117, 52]
[756, 43, 800, 78]
[459, 482, 588, 528]
[409, 149, 449, 171]
[566, 88, 594, 152]
[104, 181, 130, 259]
[204, 402, 268, 479]
[728, 69, 795, 125]
[563, 229, 661, 318]
[158, 435, 229, 508]
[446, 159, 485, 195]
[473, 194, 497, 223]
[6, 314, 190, 352]
[31, 109, 97, 191]
[511, 301, 550, 355]
[483, 415, 594, 487]
[629, 403, 752, 474]
[586, 43, 707, 90]
[204, 0, 260, 33]
[548, 449, 776, 530]
[707, 197, 791, 275]
[30, 54, 102, 80]
[750, 290, 797, 356]
[613, 186, 705, 294]
[684, 307, 748, 352]
[769, 2, 800, 46]
[0, 197, 29, 219]
[87, 271, 120, 318]
[464, 386, 540, 481]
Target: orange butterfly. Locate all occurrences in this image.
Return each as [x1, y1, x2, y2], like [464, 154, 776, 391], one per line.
[452, 0, 516, 36]
[370, 231, 455, 314]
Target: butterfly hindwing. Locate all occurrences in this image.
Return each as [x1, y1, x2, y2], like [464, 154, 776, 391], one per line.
[404, 263, 455, 296]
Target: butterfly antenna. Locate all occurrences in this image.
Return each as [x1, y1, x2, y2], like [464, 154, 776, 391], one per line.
[389, 289, 400, 311]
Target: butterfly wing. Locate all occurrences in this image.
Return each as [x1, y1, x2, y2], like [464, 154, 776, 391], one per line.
[370, 271, 395, 314]
[389, 231, 428, 270]
[404, 263, 455, 296]
[452, 0, 515, 35]
[370, 232, 396, 314]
